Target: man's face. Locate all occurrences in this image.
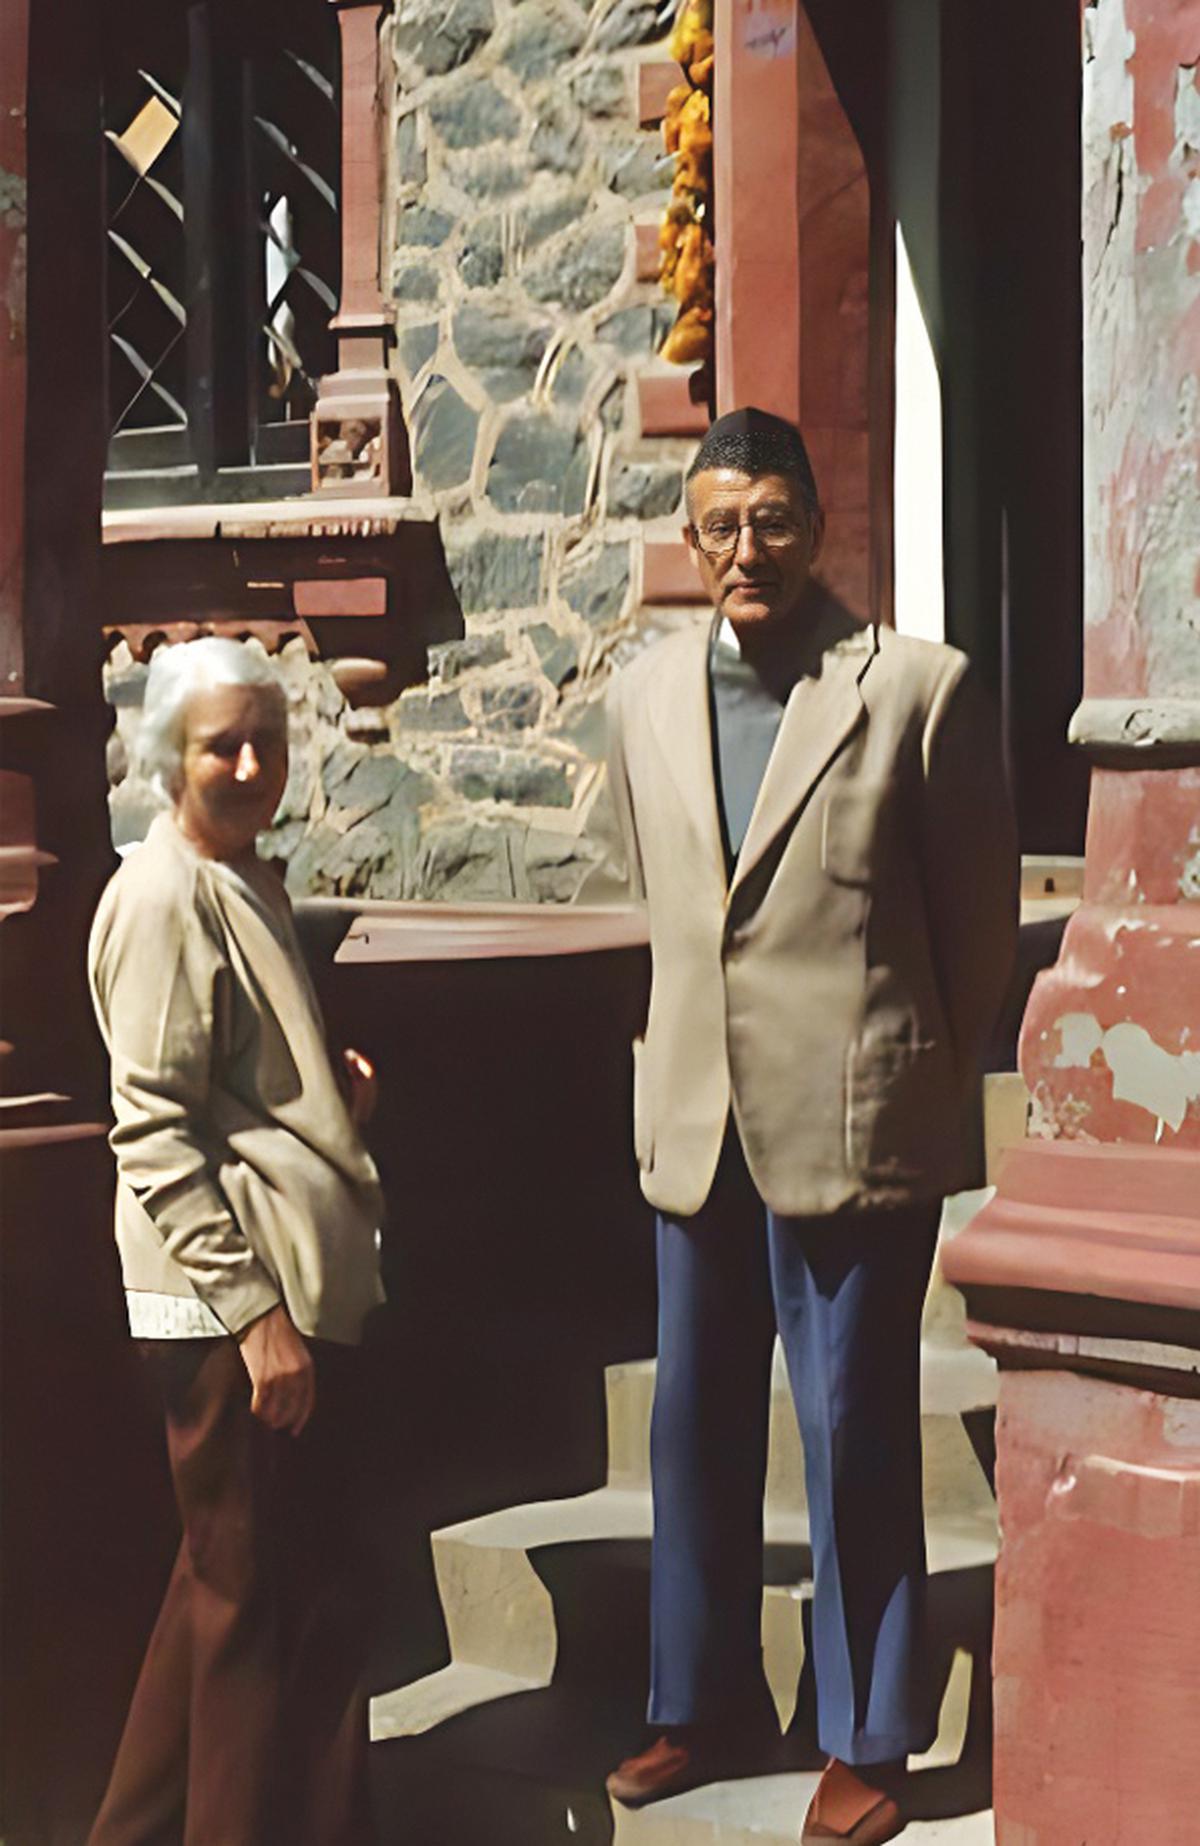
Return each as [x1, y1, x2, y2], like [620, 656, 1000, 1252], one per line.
[684, 468, 824, 633]
[174, 683, 288, 861]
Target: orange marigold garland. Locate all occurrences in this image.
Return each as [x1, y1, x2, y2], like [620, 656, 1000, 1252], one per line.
[658, 0, 714, 366]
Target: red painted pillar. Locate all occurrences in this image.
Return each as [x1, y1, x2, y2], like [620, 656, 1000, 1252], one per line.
[713, 0, 886, 619]
[944, 2, 1200, 1838]
[713, 0, 802, 423]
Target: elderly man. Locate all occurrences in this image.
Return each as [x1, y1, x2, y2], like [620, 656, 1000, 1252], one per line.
[604, 409, 1018, 1844]
[87, 638, 384, 1846]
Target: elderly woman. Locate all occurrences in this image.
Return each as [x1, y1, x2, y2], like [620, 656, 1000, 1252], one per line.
[87, 638, 384, 1846]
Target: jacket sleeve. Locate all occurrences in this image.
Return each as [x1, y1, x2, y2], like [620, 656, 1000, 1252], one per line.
[919, 657, 1020, 1093]
[577, 669, 646, 903]
[91, 885, 282, 1336]
[602, 670, 646, 901]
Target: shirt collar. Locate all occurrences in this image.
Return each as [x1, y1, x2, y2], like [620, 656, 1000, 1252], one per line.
[711, 614, 742, 659]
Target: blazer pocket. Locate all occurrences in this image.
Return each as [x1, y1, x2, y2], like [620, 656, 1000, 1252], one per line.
[820, 784, 889, 886]
[631, 1036, 654, 1171]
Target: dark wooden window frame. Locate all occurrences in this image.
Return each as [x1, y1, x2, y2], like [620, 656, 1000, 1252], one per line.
[103, 0, 343, 507]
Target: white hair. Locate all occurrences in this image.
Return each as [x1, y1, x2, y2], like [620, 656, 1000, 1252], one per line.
[136, 638, 285, 805]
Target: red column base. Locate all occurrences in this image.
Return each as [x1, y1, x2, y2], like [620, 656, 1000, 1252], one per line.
[988, 1367, 1200, 1844]
[946, 1135, 1200, 1841]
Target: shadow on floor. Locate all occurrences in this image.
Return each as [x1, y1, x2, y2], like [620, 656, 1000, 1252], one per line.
[371, 1548, 994, 1842]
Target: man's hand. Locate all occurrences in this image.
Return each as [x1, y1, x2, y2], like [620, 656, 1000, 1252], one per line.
[237, 1304, 315, 1436]
[343, 1047, 378, 1127]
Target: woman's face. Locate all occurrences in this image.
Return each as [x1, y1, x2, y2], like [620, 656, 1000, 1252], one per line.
[174, 682, 288, 861]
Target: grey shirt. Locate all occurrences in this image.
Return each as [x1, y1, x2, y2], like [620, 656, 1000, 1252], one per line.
[708, 618, 790, 867]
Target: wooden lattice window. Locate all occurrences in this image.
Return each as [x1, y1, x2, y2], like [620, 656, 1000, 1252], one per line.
[102, 0, 341, 508]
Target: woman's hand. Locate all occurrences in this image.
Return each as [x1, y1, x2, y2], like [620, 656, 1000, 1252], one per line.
[237, 1304, 315, 1435]
[343, 1047, 378, 1127]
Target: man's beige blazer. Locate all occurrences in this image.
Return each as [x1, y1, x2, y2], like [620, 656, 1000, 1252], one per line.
[605, 601, 1019, 1220]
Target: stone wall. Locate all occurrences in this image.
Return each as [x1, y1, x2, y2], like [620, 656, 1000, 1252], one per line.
[106, 0, 707, 905]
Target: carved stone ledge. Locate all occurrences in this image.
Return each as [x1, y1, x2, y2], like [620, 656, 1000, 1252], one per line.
[1068, 696, 1200, 766]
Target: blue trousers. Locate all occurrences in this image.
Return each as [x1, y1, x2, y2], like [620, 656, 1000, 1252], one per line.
[648, 1134, 939, 1766]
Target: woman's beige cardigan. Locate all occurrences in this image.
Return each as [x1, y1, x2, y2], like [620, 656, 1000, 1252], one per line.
[88, 813, 385, 1345]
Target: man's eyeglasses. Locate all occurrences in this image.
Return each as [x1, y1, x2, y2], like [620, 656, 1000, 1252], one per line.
[691, 516, 808, 560]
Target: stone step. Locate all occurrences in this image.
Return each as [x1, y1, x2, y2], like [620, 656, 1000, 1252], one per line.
[605, 1191, 1000, 1524]
[371, 1482, 997, 1738]
[604, 1342, 998, 1528]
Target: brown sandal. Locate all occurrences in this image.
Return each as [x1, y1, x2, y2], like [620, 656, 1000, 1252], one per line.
[800, 1759, 904, 1845]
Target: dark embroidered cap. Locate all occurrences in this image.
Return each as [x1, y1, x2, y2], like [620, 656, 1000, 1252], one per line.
[687, 406, 819, 516]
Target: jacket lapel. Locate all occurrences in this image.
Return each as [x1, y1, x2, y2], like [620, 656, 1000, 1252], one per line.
[727, 609, 877, 909]
[643, 620, 727, 884]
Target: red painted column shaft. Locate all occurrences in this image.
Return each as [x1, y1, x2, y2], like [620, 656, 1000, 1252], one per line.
[1018, 0, 1200, 1153]
[713, 0, 802, 424]
[714, 0, 878, 617]
[330, 0, 387, 335]
[313, 0, 409, 497]
[945, 2, 1200, 1837]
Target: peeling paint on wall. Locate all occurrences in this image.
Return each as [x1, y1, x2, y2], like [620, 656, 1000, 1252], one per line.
[1180, 65, 1200, 241]
[1027, 1087, 1094, 1140]
[1180, 841, 1200, 897]
[1053, 1011, 1200, 1131]
[1053, 1012, 1105, 1067]
[0, 167, 26, 230]
[1082, 0, 1200, 704]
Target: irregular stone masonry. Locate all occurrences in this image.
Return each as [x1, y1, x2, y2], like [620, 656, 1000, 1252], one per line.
[367, 0, 705, 903]
[104, 0, 705, 905]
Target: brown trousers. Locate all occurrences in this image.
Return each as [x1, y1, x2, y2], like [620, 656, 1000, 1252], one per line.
[88, 1336, 373, 1846]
